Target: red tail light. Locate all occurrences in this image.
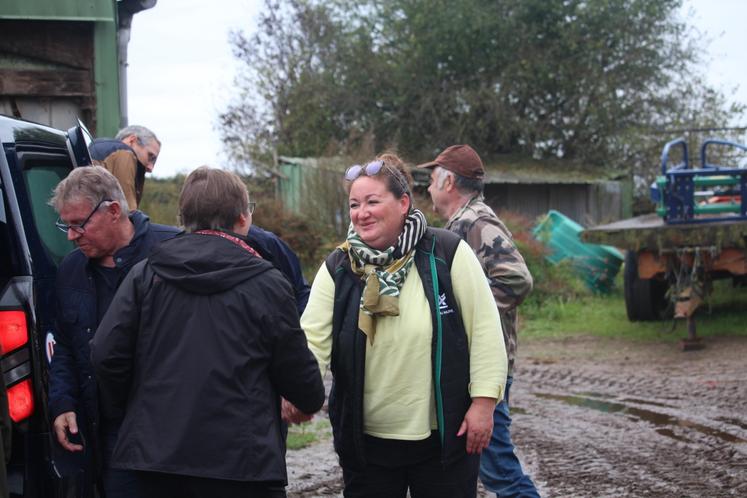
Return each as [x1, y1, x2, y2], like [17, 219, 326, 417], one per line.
[0, 310, 29, 354]
[1, 310, 35, 422]
[7, 379, 34, 423]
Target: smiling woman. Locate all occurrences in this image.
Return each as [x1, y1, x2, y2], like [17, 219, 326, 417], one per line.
[296, 152, 508, 498]
[347, 176, 410, 251]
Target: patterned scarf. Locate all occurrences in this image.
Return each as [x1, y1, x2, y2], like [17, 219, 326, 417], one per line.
[340, 209, 427, 343]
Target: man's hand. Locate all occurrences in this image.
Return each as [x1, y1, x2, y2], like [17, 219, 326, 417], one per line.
[281, 398, 314, 425]
[456, 397, 496, 454]
[53, 411, 84, 452]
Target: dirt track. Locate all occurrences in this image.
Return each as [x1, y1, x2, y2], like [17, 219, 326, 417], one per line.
[286, 335, 747, 497]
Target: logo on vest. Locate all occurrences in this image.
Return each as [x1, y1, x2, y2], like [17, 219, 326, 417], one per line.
[439, 293, 455, 316]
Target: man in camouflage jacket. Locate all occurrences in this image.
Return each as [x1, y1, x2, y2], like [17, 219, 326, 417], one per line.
[419, 145, 540, 498]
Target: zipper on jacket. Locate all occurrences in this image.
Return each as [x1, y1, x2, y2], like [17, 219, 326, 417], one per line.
[428, 237, 445, 446]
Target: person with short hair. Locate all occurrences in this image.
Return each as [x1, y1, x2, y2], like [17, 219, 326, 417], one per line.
[419, 145, 539, 498]
[91, 166, 325, 498]
[48, 166, 179, 498]
[89, 125, 161, 210]
[295, 154, 507, 497]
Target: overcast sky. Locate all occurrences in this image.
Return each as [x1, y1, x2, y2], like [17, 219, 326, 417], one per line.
[126, 0, 747, 178]
[127, 0, 261, 178]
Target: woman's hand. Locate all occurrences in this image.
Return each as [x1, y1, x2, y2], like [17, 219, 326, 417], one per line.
[282, 397, 314, 425]
[456, 397, 496, 454]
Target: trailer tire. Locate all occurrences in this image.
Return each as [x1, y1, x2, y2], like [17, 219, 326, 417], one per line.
[624, 251, 669, 321]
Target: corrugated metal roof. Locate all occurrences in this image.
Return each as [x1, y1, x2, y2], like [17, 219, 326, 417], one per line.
[0, 0, 115, 22]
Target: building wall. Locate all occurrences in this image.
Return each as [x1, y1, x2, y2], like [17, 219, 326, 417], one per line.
[485, 181, 628, 227]
[0, 0, 121, 136]
[278, 159, 349, 236]
[278, 159, 631, 231]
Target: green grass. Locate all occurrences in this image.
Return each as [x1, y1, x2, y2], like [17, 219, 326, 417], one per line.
[286, 418, 332, 450]
[522, 279, 747, 342]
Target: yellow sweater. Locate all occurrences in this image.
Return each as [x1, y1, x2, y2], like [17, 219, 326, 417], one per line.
[301, 240, 507, 440]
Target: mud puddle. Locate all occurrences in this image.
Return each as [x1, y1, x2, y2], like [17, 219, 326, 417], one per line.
[286, 335, 747, 497]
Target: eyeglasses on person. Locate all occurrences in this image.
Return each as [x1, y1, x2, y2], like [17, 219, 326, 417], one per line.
[55, 198, 112, 234]
[248, 201, 256, 215]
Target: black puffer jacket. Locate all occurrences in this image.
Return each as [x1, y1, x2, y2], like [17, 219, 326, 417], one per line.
[49, 211, 179, 475]
[90, 232, 325, 482]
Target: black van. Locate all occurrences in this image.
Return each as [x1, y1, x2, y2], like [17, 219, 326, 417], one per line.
[1, 114, 91, 497]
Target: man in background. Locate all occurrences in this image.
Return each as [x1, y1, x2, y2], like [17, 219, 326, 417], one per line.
[89, 125, 161, 210]
[419, 145, 539, 498]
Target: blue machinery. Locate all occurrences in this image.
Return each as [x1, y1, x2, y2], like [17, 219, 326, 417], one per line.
[652, 138, 747, 224]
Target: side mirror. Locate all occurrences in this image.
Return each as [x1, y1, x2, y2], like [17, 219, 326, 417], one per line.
[65, 119, 94, 168]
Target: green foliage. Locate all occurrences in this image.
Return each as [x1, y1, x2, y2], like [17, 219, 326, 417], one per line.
[286, 418, 332, 450]
[137, 175, 328, 277]
[139, 176, 185, 226]
[252, 197, 329, 277]
[523, 278, 747, 341]
[498, 211, 590, 308]
[219, 0, 744, 183]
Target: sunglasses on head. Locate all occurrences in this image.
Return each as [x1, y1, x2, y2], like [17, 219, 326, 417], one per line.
[344, 160, 410, 193]
[344, 160, 385, 181]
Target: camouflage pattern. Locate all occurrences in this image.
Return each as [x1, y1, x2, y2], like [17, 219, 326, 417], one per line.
[445, 195, 533, 374]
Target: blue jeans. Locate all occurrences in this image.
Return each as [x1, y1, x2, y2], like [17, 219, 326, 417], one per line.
[479, 376, 540, 497]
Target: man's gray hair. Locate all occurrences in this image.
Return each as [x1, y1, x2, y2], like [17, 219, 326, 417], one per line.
[49, 166, 129, 216]
[115, 125, 161, 147]
[436, 166, 484, 194]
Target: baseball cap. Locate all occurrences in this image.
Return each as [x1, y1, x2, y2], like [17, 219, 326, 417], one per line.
[417, 144, 485, 179]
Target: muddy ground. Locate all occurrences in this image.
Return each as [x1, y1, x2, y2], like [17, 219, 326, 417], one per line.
[285, 334, 747, 497]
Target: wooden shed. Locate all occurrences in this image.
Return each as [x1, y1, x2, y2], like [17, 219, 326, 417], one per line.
[277, 154, 633, 233]
[413, 155, 633, 226]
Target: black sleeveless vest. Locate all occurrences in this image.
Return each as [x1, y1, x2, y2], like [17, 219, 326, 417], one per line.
[324, 227, 471, 470]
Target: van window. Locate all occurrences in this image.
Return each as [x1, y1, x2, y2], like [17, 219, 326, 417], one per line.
[22, 165, 73, 265]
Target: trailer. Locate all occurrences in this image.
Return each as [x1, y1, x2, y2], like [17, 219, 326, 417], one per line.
[582, 138, 747, 349]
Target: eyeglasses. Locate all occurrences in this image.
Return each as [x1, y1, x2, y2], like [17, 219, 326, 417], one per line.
[344, 160, 410, 193]
[55, 198, 112, 234]
[137, 138, 159, 166]
[248, 202, 256, 215]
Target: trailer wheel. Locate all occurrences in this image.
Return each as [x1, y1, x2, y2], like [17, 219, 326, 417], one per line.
[624, 251, 669, 321]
